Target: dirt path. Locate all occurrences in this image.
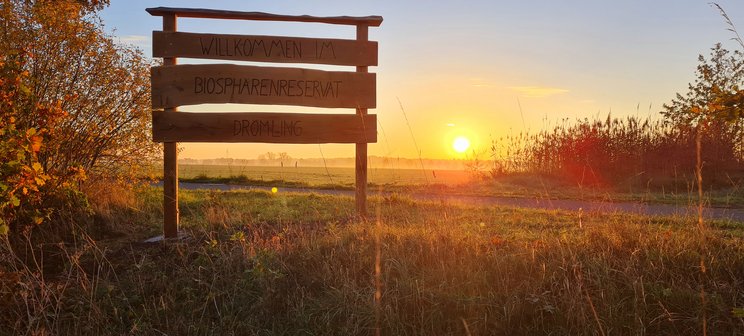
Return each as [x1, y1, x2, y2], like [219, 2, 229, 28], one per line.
[172, 182, 744, 222]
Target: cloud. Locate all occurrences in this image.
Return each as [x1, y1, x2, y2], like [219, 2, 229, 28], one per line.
[116, 35, 150, 48]
[509, 86, 569, 98]
[469, 78, 494, 88]
[118, 35, 148, 42]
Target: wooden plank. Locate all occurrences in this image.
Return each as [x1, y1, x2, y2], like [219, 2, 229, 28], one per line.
[152, 112, 377, 143]
[151, 64, 376, 109]
[153, 31, 378, 66]
[146, 7, 383, 27]
[162, 14, 179, 239]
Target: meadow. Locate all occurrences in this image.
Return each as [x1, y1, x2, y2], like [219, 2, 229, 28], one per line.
[2, 187, 743, 335]
[170, 164, 744, 208]
[176, 164, 473, 187]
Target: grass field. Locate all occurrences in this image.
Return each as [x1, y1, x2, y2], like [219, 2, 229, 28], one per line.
[168, 164, 744, 207]
[175, 164, 474, 187]
[2, 187, 743, 335]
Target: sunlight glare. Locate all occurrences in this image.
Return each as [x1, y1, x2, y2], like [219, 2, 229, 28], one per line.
[453, 136, 471, 153]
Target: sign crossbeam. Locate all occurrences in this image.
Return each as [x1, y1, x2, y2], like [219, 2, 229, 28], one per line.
[152, 112, 376, 143]
[153, 31, 378, 66]
[151, 64, 376, 109]
[146, 7, 383, 26]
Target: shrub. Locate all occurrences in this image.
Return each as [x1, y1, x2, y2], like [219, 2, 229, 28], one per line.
[0, 51, 68, 235]
[0, 0, 157, 184]
[0, 0, 156, 235]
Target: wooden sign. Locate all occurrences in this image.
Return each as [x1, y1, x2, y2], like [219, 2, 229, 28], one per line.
[152, 112, 376, 143]
[151, 64, 376, 109]
[147, 7, 382, 238]
[153, 31, 378, 66]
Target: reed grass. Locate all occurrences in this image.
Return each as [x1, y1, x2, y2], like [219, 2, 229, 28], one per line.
[490, 115, 743, 189]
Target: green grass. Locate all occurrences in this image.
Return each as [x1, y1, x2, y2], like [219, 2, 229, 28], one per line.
[2, 187, 744, 335]
[174, 164, 473, 187]
[169, 164, 744, 207]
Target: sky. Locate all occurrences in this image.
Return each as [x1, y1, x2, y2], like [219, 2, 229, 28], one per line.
[100, 0, 744, 161]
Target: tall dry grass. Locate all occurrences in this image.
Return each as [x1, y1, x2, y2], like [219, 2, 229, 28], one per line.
[1, 188, 743, 335]
[490, 115, 744, 189]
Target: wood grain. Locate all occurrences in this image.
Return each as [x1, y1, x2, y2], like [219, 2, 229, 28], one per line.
[355, 24, 369, 216]
[146, 7, 383, 26]
[151, 64, 376, 109]
[161, 14, 179, 238]
[152, 111, 377, 143]
[153, 31, 378, 66]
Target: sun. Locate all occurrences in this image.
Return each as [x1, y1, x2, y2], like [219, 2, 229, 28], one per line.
[452, 136, 471, 153]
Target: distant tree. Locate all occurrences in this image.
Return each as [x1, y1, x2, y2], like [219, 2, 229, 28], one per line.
[0, 0, 156, 185]
[265, 152, 277, 161]
[662, 44, 744, 125]
[662, 41, 744, 229]
[661, 44, 743, 166]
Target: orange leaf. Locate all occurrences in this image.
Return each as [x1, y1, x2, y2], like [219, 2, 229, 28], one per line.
[30, 136, 42, 152]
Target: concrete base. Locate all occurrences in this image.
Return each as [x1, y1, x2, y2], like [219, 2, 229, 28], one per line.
[143, 232, 189, 243]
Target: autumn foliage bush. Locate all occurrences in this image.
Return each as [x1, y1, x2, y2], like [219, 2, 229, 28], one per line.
[0, 52, 68, 235]
[0, 0, 155, 236]
[2, 0, 156, 178]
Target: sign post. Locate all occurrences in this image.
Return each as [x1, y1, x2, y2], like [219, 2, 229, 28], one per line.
[147, 7, 382, 238]
[161, 13, 178, 239]
[355, 24, 370, 216]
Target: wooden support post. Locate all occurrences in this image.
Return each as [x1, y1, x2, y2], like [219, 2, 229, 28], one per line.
[162, 13, 179, 238]
[355, 24, 369, 217]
